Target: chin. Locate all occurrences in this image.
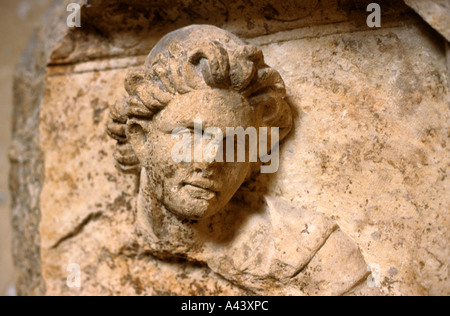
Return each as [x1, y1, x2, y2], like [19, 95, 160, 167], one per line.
[168, 198, 221, 220]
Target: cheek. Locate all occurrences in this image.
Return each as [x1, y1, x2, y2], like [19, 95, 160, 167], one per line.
[147, 132, 171, 162]
[221, 162, 251, 184]
[146, 134, 184, 182]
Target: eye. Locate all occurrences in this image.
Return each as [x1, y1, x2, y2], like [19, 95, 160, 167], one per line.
[223, 136, 241, 152]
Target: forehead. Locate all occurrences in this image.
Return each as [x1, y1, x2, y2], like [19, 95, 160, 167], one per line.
[155, 89, 257, 130]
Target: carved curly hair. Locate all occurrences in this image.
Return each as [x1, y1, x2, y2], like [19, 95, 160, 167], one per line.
[107, 25, 292, 174]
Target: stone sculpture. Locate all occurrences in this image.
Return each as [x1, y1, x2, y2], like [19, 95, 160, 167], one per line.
[106, 25, 372, 295]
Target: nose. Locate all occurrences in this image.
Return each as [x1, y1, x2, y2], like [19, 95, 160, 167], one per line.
[189, 136, 226, 177]
[192, 161, 217, 178]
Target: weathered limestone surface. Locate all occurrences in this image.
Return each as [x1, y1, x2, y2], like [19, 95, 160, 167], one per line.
[11, 0, 449, 296]
[447, 41, 450, 90]
[10, 0, 77, 295]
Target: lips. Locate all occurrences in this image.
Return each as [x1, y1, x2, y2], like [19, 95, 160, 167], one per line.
[184, 179, 218, 191]
[183, 180, 218, 200]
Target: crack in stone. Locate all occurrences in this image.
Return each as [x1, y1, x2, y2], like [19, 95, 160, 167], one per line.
[50, 212, 103, 249]
[289, 225, 340, 279]
[341, 271, 373, 296]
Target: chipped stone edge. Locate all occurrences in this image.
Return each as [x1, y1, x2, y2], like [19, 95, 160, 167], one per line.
[10, 0, 83, 296]
[403, 0, 450, 42]
[446, 41, 450, 91]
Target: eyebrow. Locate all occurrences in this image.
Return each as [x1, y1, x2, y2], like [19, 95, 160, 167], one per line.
[174, 120, 211, 130]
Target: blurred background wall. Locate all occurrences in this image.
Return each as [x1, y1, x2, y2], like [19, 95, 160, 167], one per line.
[0, 0, 53, 296]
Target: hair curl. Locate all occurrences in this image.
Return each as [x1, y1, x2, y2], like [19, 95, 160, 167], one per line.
[107, 25, 292, 174]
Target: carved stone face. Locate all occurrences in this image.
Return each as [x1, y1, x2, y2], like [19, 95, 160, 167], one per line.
[127, 88, 261, 220]
[108, 25, 293, 221]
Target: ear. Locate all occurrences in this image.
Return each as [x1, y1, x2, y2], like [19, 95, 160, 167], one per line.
[126, 118, 151, 164]
[253, 93, 293, 141]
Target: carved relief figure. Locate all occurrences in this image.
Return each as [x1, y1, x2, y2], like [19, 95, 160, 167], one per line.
[107, 25, 373, 295]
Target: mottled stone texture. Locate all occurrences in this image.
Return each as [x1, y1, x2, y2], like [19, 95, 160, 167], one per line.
[10, 0, 77, 295]
[11, 0, 449, 296]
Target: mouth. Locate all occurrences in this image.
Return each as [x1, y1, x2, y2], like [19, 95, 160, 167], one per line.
[182, 180, 218, 200]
